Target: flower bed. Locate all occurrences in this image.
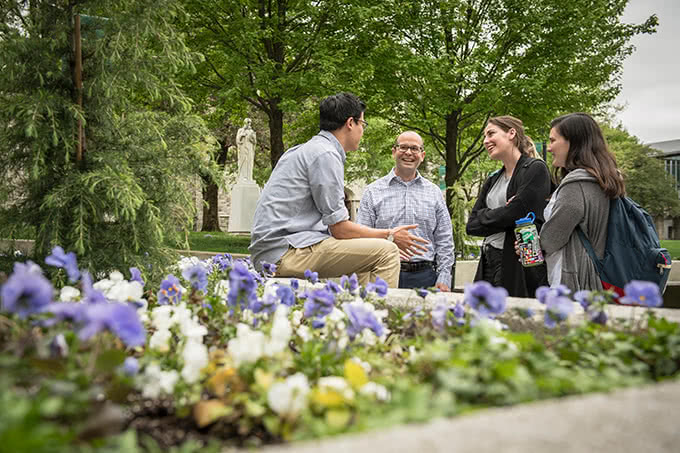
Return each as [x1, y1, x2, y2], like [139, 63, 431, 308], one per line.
[1, 249, 679, 452]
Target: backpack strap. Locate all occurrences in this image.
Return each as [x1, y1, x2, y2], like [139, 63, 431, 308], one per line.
[575, 226, 604, 275]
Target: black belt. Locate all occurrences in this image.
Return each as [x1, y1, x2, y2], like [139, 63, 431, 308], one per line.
[400, 261, 435, 272]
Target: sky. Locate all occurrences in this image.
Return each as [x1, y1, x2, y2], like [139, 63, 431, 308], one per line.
[614, 1, 680, 144]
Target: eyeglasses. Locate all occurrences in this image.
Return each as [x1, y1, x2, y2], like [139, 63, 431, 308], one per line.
[395, 144, 424, 154]
[354, 118, 368, 129]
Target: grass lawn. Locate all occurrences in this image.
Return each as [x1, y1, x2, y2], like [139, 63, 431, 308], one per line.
[661, 240, 680, 260]
[185, 231, 251, 255]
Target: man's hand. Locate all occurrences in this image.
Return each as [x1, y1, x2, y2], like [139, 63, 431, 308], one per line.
[391, 224, 429, 258]
[435, 282, 450, 292]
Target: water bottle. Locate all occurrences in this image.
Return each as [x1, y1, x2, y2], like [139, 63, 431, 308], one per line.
[515, 212, 544, 267]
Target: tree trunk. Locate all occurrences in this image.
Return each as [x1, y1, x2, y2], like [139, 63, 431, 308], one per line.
[200, 140, 230, 232]
[201, 179, 221, 231]
[269, 100, 285, 168]
[444, 111, 461, 216]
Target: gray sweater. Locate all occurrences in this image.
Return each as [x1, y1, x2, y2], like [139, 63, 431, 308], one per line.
[540, 169, 610, 292]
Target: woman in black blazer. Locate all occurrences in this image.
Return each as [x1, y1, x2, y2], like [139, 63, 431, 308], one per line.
[466, 116, 552, 297]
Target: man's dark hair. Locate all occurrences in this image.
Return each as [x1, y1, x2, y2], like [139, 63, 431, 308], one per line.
[319, 92, 366, 132]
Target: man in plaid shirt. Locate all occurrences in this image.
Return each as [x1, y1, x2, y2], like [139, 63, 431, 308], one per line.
[358, 131, 454, 291]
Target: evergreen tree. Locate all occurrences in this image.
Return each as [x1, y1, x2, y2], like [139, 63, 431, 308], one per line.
[0, 0, 220, 274]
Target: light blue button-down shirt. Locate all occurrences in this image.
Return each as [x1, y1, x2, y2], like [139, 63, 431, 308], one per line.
[357, 169, 455, 286]
[249, 131, 350, 271]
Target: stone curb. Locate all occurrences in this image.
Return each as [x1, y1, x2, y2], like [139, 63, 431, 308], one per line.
[250, 380, 680, 453]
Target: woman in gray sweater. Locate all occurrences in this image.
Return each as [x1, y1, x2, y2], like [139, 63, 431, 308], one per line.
[540, 113, 625, 292]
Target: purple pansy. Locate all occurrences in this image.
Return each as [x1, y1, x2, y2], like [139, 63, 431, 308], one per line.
[212, 254, 233, 272]
[261, 262, 277, 277]
[573, 290, 591, 310]
[290, 279, 299, 291]
[45, 246, 80, 283]
[620, 280, 662, 308]
[157, 275, 183, 305]
[78, 302, 146, 347]
[304, 269, 319, 284]
[227, 262, 257, 310]
[182, 264, 208, 293]
[340, 274, 359, 293]
[464, 281, 507, 317]
[302, 288, 335, 327]
[81, 271, 108, 304]
[453, 302, 465, 319]
[544, 295, 574, 328]
[325, 280, 342, 294]
[344, 302, 384, 340]
[121, 357, 139, 376]
[431, 300, 451, 331]
[276, 285, 296, 306]
[535, 285, 571, 304]
[1, 266, 54, 318]
[366, 277, 389, 297]
[129, 267, 145, 287]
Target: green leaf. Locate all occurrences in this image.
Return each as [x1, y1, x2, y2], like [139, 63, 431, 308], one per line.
[95, 349, 127, 373]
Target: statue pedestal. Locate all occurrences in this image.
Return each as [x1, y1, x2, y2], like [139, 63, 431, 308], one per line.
[228, 182, 261, 233]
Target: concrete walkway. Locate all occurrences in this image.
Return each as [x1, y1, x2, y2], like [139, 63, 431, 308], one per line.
[256, 380, 680, 453]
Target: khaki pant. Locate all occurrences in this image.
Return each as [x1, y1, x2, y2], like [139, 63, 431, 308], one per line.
[276, 237, 400, 287]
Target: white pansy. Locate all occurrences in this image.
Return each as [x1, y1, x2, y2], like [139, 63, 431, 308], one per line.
[267, 373, 310, 419]
[149, 329, 172, 352]
[176, 256, 202, 273]
[151, 305, 175, 331]
[318, 376, 355, 400]
[240, 309, 255, 324]
[337, 334, 349, 350]
[408, 345, 420, 362]
[297, 325, 312, 342]
[109, 270, 124, 282]
[181, 339, 209, 383]
[352, 357, 372, 374]
[327, 307, 346, 323]
[59, 286, 81, 302]
[107, 280, 144, 304]
[291, 309, 304, 327]
[263, 280, 279, 299]
[215, 280, 230, 302]
[139, 363, 179, 399]
[359, 382, 390, 402]
[228, 323, 265, 366]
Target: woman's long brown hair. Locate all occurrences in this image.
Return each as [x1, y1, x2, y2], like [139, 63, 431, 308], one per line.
[551, 113, 625, 199]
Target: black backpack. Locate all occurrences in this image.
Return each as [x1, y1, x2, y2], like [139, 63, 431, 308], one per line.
[576, 196, 672, 296]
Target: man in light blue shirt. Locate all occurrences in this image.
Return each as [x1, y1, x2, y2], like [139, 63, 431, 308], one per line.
[358, 131, 454, 291]
[249, 93, 428, 287]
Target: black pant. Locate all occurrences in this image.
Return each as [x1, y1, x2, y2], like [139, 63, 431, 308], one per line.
[481, 245, 503, 287]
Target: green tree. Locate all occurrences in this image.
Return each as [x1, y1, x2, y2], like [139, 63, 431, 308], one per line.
[180, 0, 353, 170]
[0, 0, 220, 273]
[353, 0, 657, 211]
[604, 126, 680, 217]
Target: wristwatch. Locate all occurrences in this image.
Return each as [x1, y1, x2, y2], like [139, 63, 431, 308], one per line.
[386, 229, 394, 242]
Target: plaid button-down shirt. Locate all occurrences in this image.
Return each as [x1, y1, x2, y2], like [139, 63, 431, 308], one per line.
[357, 169, 455, 286]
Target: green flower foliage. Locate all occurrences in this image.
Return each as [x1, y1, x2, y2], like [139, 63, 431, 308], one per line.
[0, 1, 221, 275]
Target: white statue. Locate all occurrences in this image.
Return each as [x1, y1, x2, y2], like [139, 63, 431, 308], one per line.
[236, 118, 256, 183]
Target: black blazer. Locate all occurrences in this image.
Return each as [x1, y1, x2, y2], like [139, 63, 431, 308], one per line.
[466, 154, 552, 297]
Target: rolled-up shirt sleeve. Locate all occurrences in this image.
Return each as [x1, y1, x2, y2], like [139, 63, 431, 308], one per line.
[309, 150, 349, 226]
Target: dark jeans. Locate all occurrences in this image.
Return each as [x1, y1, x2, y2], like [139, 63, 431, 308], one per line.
[399, 267, 438, 289]
[481, 245, 504, 287]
